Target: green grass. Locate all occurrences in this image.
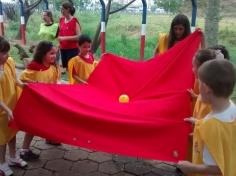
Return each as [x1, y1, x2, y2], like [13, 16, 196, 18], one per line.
[5, 12, 236, 62]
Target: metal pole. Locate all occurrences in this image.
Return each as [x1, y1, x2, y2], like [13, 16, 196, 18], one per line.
[99, 0, 106, 54]
[19, 0, 26, 45]
[0, 0, 4, 36]
[140, 0, 147, 60]
[191, 0, 197, 32]
[43, 0, 49, 10]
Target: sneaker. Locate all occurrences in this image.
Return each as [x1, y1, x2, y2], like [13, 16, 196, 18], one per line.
[19, 150, 39, 161]
[8, 157, 27, 168]
[0, 163, 13, 176]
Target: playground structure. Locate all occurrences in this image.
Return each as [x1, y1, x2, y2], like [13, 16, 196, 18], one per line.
[0, 0, 49, 44]
[0, 0, 197, 60]
[98, 0, 197, 60]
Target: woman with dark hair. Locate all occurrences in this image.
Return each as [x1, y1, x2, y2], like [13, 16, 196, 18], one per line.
[38, 10, 58, 42]
[58, 2, 81, 73]
[154, 14, 191, 56]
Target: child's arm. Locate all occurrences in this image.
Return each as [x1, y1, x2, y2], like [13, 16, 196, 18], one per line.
[73, 75, 88, 84]
[178, 160, 221, 175]
[16, 79, 27, 88]
[184, 117, 197, 125]
[187, 88, 198, 100]
[0, 101, 13, 121]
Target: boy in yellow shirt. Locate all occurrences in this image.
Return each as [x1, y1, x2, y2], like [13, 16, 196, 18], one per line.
[68, 34, 97, 84]
[179, 59, 236, 176]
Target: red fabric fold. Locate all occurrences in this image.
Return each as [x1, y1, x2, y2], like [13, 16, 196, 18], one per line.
[11, 30, 202, 162]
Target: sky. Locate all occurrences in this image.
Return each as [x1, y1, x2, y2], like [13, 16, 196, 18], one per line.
[1, 0, 154, 7]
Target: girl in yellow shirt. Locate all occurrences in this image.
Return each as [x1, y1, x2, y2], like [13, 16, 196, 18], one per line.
[19, 41, 60, 161]
[154, 14, 191, 55]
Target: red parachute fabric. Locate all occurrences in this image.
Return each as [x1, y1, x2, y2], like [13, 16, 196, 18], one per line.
[11, 30, 202, 162]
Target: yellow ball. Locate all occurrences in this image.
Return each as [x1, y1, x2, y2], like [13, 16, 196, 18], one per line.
[119, 94, 129, 103]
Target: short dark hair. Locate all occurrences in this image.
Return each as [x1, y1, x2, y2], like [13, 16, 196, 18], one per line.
[198, 59, 236, 98]
[78, 34, 92, 46]
[62, 2, 75, 16]
[209, 45, 230, 60]
[168, 14, 191, 48]
[195, 49, 216, 67]
[0, 36, 10, 53]
[33, 41, 54, 64]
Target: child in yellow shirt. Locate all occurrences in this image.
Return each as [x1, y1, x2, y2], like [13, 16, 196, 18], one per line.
[68, 34, 97, 84]
[179, 59, 236, 176]
[0, 37, 27, 176]
[19, 41, 60, 161]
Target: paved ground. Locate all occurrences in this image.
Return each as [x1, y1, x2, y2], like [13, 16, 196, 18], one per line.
[11, 68, 181, 176]
[9, 132, 180, 176]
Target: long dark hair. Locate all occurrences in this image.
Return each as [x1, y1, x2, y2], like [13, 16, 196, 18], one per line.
[168, 14, 191, 48]
[33, 41, 53, 64]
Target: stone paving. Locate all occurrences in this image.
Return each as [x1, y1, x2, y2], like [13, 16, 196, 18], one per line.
[8, 132, 181, 176]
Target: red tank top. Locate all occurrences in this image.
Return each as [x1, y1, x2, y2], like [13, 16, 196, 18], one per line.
[59, 17, 80, 49]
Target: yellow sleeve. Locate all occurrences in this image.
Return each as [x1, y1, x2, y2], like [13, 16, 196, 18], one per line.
[0, 86, 3, 102]
[20, 69, 37, 82]
[200, 119, 236, 176]
[68, 57, 76, 84]
[154, 33, 169, 55]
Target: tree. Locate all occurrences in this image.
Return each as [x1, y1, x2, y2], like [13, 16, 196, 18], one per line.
[91, 0, 137, 53]
[153, 0, 183, 14]
[2, 3, 17, 21]
[204, 0, 220, 47]
[78, 0, 90, 10]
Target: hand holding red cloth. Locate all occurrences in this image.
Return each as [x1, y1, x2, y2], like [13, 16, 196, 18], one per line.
[11, 30, 202, 162]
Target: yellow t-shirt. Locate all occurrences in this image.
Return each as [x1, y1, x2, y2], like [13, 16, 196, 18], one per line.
[193, 118, 236, 176]
[0, 57, 18, 145]
[68, 56, 98, 84]
[20, 65, 60, 83]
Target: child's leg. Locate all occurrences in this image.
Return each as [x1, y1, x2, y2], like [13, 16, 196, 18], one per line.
[19, 133, 39, 161]
[8, 137, 27, 168]
[22, 133, 34, 149]
[7, 137, 16, 158]
[0, 145, 6, 164]
[0, 144, 13, 176]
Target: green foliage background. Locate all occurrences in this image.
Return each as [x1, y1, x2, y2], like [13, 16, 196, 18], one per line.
[6, 12, 236, 60]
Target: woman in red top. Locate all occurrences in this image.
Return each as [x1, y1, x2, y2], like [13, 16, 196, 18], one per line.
[58, 2, 81, 72]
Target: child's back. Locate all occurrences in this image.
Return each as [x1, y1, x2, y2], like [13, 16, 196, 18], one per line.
[179, 59, 236, 176]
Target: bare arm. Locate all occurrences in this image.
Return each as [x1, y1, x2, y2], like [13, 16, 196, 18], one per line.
[0, 101, 13, 120]
[178, 161, 221, 175]
[16, 79, 27, 88]
[58, 22, 80, 42]
[73, 74, 88, 84]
